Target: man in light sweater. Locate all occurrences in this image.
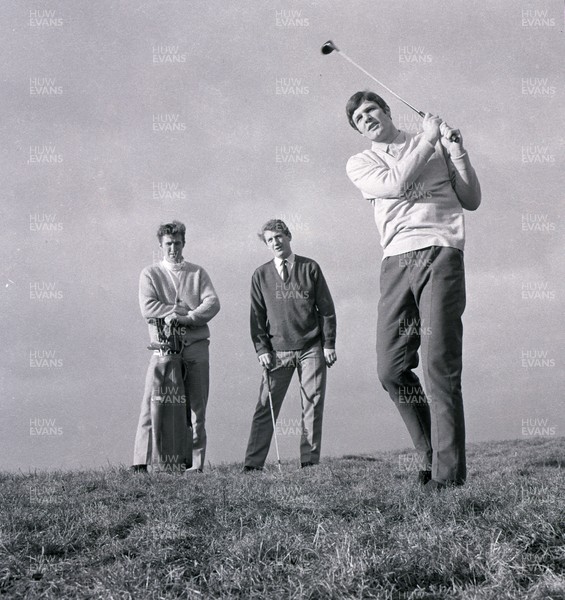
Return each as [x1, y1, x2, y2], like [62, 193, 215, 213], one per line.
[132, 221, 220, 473]
[345, 91, 481, 490]
[243, 219, 337, 471]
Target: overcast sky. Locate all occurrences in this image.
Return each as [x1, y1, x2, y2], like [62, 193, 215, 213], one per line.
[2, 0, 563, 471]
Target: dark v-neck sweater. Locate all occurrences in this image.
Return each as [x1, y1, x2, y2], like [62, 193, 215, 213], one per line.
[250, 255, 336, 354]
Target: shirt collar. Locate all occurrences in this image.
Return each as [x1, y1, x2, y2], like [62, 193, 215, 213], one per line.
[274, 253, 295, 268]
[371, 130, 405, 153]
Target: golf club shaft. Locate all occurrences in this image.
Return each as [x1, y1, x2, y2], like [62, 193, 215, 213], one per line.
[336, 49, 425, 117]
[265, 367, 282, 471]
[329, 44, 460, 142]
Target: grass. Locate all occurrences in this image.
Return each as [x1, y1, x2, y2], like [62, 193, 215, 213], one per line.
[1, 437, 564, 599]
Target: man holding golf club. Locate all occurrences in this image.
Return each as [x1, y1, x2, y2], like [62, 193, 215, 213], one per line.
[345, 90, 481, 490]
[243, 219, 337, 471]
[132, 220, 220, 473]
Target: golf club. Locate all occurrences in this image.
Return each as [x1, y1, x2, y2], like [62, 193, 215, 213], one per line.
[264, 367, 282, 472]
[321, 40, 460, 142]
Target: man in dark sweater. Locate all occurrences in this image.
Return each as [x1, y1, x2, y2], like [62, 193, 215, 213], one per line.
[243, 219, 337, 470]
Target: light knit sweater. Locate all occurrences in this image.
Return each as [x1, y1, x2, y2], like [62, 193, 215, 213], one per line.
[346, 131, 481, 257]
[139, 260, 220, 346]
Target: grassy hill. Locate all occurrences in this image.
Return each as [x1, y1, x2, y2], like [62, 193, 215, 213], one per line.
[1, 437, 564, 599]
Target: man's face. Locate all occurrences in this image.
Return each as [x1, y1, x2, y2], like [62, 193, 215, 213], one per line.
[263, 230, 292, 259]
[160, 234, 185, 263]
[352, 101, 397, 143]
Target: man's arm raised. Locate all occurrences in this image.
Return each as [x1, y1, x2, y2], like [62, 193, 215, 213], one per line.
[440, 123, 482, 211]
[346, 113, 441, 199]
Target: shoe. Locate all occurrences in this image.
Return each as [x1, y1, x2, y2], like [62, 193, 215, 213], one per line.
[418, 470, 432, 485]
[129, 465, 148, 473]
[185, 468, 203, 475]
[242, 466, 263, 473]
[301, 462, 316, 468]
[423, 479, 463, 492]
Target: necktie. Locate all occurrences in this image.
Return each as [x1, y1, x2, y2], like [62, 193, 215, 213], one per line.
[281, 259, 289, 283]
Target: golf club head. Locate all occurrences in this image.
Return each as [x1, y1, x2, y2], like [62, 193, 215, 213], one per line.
[321, 40, 338, 55]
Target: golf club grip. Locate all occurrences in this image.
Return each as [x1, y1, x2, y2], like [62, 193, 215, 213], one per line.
[438, 120, 461, 143]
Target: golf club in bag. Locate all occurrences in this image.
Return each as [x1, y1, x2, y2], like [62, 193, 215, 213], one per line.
[147, 318, 191, 473]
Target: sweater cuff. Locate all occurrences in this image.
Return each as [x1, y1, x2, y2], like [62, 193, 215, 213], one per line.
[449, 151, 469, 162]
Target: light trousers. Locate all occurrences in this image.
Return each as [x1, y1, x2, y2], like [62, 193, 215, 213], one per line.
[244, 342, 327, 468]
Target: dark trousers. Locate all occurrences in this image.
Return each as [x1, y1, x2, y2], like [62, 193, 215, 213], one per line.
[377, 246, 466, 484]
[244, 343, 327, 468]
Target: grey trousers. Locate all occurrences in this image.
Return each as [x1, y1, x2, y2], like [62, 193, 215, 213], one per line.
[377, 246, 466, 484]
[244, 342, 327, 468]
[133, 339, 210, 471]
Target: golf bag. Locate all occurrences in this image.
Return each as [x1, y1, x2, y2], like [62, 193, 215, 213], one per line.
[148, 318, 191, 472]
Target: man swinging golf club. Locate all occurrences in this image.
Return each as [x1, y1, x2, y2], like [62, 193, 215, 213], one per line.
[243, 219, 337, 472]
[345, 91, 481, 490]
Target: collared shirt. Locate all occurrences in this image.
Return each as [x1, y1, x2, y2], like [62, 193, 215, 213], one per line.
[372, 129, 405, 158]
[274, 253, 295, 279]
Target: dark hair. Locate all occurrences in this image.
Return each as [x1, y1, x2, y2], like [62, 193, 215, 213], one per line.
[258, 219, 292, 243]
[346, 91, 390, 131]
[157, 220, 186, 244]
